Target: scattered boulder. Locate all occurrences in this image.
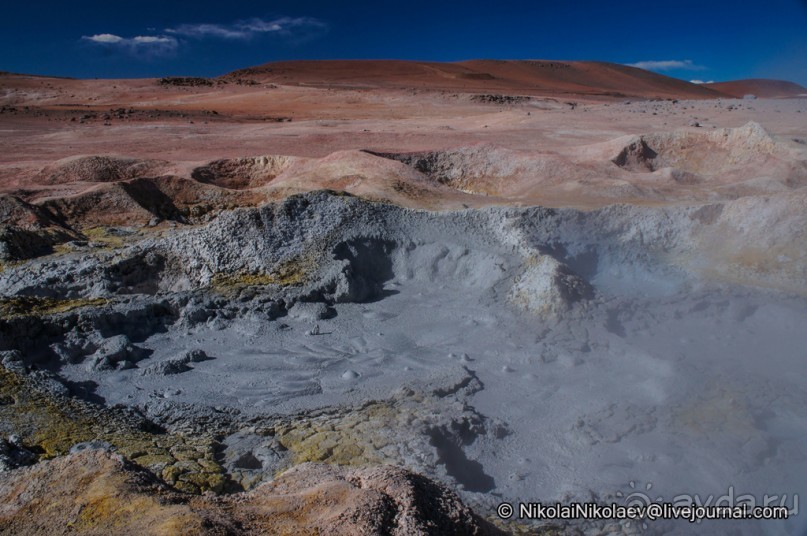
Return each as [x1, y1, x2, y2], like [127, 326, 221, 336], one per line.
[287, 301, 332, 321]
[471, 94, 530, 105]
[159, 77, 214, 87]
[182, 349, 210, 363]
[69, 440, 114, 454]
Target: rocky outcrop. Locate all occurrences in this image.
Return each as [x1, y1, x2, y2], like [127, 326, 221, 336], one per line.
[0, 195, 78, 261]
[0, 450, 500, 535]
[236, 462, 500, 535]
[0, 450, 235, 535]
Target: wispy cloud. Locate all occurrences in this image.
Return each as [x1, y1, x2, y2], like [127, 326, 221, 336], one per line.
[689, 79, 715, 84]
[166, 17, 327, 41]
[627, 60, 706, 72]
[82, 33, 179, 56]
[80, 16, 326, 59]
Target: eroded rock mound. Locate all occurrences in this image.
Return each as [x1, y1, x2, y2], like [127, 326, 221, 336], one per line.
[0, 195, 64, 230]
[37, 175, 267, 229]
[0, 195, 78, 261]
[0, 451, 499, 535]
[0, 450, 236, 535]
[238, 462, 499, 535]
[40, 182, 175, 228]
[35, 155, 170, 185]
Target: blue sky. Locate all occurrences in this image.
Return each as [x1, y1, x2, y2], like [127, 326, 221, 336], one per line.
[1, 0, 805, 84]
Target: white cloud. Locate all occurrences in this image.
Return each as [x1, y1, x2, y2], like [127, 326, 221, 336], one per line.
[81, 33, 179, 56]
[80, 16, 326, 59]
[132, 36, 176, 44]
[167, 23, 246, 39]
[166, 17, 327, 41]
[627, 60, 706, 72]
[84, 33, 125, 44]
[689, 79, 715, 84]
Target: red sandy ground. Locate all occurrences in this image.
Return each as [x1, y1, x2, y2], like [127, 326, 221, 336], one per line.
[0, 60, 805, 222]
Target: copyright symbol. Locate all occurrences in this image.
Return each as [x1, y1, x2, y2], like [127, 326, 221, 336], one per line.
[497, 502, 514, 519]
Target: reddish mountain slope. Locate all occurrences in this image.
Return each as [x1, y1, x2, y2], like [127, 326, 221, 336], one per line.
[224, 59, 729, 99]
[704, 79, 807, 98]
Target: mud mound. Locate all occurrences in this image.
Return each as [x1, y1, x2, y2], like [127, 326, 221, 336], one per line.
[0, 194, 65, 229]
[191, 155, 299, 190]
[610, 122, 805, 181]
[41, 182, 177, 228]
[368, 148, 497, 193]
[35, 155, 170, 185]
[38, 176, 267, 228]
[611, 138, 659, 172]
[18, 187, 772, 319]
[509, 255, 594, 317]
[367, 146, 588, 197]
[266, 150, 447, 206]
[146, 175, 267, 218]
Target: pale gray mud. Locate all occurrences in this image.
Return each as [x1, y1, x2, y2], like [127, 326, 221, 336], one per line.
[2, 191, 805, 535]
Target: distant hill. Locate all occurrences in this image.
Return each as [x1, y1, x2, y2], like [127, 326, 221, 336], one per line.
[704, 79, 807, 98]
[223, 59, 729, 100]
[0, 71, 74, 79]
[5, 61, 803, 100]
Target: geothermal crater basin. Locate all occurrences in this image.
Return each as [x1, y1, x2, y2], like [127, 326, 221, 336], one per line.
[2, 190, 805, 535]
[2, 73, 807, 535]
